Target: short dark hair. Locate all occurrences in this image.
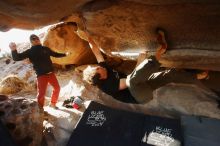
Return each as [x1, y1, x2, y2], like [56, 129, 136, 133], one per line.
[29, 34, 39, 41]
[92, 73, 101, 85]
[83, 66, 102, 86]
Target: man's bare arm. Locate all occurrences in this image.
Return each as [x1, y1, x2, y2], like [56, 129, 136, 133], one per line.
[87, 36, 105, 63]
[119, 78, 128, 90]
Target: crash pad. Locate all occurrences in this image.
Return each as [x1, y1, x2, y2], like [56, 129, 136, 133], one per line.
[67, 101, 182, 146]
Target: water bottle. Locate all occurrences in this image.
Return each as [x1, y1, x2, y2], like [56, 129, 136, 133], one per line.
[72, 96, 83, 109]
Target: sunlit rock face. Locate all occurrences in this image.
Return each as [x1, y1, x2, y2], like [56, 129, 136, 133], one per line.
[43, 23, 97, 65]
[1, 0, 220, 70]
[0, 96, 43, 146]
[0, 57, 35, 94]
[0, 75, 27, 94]
[75, 0, 220, 70]
[43, 105, 82, 146]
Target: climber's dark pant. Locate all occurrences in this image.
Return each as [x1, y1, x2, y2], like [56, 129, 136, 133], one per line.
[126, 57, 206, 104]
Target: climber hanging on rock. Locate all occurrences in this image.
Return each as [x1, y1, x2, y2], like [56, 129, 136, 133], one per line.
[81, 28, 210, 103]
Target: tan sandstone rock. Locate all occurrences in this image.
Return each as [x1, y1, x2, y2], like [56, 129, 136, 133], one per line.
[0, 96, 43, 146]
[67, 0, 220, 71]
[43, 23, 97, 65]
[0, 57, 36, 93]
[1, 1, 220, 70]
[0, 75, 28, 94]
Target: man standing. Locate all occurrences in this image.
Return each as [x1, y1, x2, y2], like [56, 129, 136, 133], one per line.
[9, 34, 67, 108]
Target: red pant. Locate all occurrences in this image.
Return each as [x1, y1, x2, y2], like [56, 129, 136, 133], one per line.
[37, 73, 60, 107]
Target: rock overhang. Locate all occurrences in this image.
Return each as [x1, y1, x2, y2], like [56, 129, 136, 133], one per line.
[1, 0, 220, 71]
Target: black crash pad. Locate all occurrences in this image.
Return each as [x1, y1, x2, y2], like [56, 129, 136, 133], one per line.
[67, 101, 182, 146]
[181, 115, 220, 146]
[0, 120, 16, 146]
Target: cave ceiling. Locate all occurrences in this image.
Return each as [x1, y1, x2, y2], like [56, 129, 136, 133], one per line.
[1, 0, 220, 71]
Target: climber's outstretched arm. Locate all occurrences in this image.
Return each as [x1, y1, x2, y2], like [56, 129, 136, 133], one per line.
[87, 36, 105, 63]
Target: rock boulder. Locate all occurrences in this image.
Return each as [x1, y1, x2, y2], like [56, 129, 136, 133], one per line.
[0, 96, 43, 146]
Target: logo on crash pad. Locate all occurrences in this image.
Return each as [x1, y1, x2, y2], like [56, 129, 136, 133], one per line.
[86, 110, 106, 127]
[142, 126, 178, 146]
